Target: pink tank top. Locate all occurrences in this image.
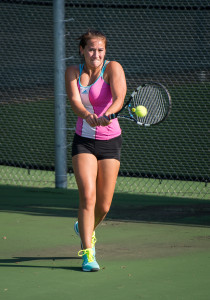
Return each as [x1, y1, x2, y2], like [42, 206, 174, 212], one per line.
[75, 61, 122, 140]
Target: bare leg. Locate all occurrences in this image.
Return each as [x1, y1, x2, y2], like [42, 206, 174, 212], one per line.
[72, 153, 98, 249]
[94, 159, 120, 229]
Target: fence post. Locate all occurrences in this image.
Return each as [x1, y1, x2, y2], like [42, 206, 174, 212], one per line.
[53, 0, 67, 188]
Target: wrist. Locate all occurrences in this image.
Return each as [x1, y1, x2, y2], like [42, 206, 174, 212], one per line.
[84, 113, 91, 120]
[103, 115, 110, 121]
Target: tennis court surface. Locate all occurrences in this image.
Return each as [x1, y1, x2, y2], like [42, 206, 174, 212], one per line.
[0, 185, 210, 300]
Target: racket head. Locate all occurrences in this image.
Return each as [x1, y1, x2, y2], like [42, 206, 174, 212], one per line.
[124, 82, 172, 126]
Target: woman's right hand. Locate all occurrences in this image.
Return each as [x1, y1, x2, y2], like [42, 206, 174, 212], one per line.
[85, 113, 100, 127]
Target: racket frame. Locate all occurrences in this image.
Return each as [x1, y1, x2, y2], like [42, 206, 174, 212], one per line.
[108, 82, 172, 126]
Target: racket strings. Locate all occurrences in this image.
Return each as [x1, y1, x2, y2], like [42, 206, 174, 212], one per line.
[133, 85, 168, 124]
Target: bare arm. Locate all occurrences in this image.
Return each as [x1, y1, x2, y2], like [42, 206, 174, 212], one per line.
[65, 65, 99, 127]
[99, 61, 127, 126]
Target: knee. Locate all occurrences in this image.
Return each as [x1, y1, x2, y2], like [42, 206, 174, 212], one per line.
[79, 191, 96, 210]
[96, 202, 111, 217]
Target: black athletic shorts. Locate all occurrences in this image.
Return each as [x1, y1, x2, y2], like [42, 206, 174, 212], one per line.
[72, 133, 122, 161]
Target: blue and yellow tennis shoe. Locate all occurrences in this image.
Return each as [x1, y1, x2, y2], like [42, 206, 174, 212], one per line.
[78, 248, 100, 272]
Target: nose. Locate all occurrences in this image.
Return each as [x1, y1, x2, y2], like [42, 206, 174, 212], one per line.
[93, 50, 99, 58]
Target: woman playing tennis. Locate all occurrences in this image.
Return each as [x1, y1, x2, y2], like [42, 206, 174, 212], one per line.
[65, 29, 127, 271]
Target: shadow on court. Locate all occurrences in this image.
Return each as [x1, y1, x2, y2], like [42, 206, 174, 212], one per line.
[0, 257, 81, 272]
[0, 257, 80, 263]
[0, 185, 210, 227]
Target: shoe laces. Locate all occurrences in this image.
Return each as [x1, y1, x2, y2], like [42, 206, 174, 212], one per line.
[91, 232, 97, 248]
[78, 248, 94, 263]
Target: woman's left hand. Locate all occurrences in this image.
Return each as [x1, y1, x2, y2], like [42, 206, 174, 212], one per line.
[98, 115, 112, 127]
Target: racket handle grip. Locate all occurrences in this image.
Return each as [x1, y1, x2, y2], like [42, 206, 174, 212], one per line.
[104, 113, 116, 121]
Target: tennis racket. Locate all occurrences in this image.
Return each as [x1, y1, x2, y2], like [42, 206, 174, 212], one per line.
[106, 82, 172, 126]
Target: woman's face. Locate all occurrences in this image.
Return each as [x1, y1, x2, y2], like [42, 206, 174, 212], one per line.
[80, 38, 106, 69]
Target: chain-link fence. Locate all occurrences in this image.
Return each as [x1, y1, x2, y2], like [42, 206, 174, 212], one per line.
[0, 0, 209, 198]
[0, 0, 55, 187]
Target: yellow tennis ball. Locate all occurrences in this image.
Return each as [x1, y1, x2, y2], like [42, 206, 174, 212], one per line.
[131, 107, 136, 112]
[135, 105, 147, 117]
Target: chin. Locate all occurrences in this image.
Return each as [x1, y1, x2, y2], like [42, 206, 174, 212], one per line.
[91, 60, 103, 66]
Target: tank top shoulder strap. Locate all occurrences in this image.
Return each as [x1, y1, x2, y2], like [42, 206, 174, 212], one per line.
[78, 64, 84, 86]
[79, 64, 84, 76]
[101, 60, 110, 79]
